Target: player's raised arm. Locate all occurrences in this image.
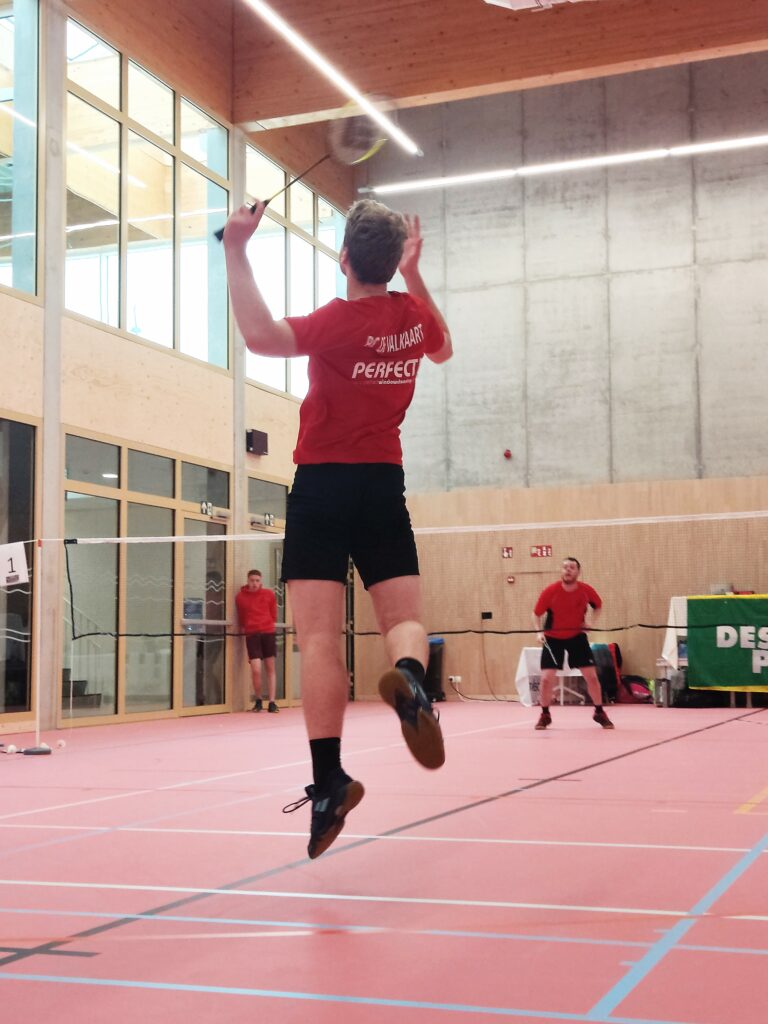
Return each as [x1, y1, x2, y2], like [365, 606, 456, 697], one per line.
[223, 202, 298, 357]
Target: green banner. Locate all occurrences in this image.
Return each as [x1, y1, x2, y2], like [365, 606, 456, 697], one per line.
[688, 596, 768, 691]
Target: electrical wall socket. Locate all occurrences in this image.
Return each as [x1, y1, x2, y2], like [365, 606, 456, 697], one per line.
[448, 675, 462, 684]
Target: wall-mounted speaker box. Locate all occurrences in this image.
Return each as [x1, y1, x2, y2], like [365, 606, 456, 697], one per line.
[246, 429, 269, 456]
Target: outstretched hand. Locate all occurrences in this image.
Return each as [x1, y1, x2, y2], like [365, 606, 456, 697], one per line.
[398, 214, 423, 278]
[222, 201, 267, 248]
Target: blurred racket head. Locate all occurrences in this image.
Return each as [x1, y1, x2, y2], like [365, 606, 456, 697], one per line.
[327, 96, 393, 166]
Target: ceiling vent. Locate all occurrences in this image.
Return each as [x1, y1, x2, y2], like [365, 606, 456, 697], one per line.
[485, 0, 601, 10]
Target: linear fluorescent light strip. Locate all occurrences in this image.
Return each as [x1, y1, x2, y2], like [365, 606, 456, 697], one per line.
[242, 0, 422, 157]
[363, 133, 768, 195]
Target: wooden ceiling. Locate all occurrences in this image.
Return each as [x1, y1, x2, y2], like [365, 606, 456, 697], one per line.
[68, 0, 768, 209]
[233, 0, 768, 128]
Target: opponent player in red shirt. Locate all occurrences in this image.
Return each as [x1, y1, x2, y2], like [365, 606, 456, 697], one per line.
[235, 569, 278, 713]
[224, 198, 452, 858]
[532, 557, 614, 730]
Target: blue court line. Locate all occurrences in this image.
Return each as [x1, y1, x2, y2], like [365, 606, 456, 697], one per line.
[587, 830, 768, 1019]
[0, 971, 703, 1023]
[4, 906, 768, 957]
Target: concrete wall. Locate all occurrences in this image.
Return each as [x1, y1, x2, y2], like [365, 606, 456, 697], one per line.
[367, 53, 768, 492]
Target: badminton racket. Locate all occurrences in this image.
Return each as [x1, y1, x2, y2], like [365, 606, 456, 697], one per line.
[0, 742, 52, 755]
[541, 635, 558, 665]
[214, 100, 391, 242]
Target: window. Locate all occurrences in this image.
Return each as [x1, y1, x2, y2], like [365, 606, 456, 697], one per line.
[0, 2, 39, 295]
[65, 21, 230, 368]
[181, 99, 227, 177]
[245, 216, 286, 391]
[65, 435, 120, 487]
[290, 180, 314, 235]
[179, 164, 228, 366]
[181, 462, 229, 508]
[288, 233, 313, 398]
[62, 491, 118, 718]
[127, 449, 174, 497]
[318, 198, 345, 249]
[128, 62, 173, 143]
[65, 94, 120, 326]
[244, 144, 346, 397]
[127, 131, 173, 346]
[66, 21, 119, 107]
[248, 477, 288, 521]
[246, 146, 285, 218]
[125, 503, 173, 712]
[0, 418, 35, 714]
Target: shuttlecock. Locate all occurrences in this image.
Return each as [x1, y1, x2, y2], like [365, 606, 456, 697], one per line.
[6, 744, 17, 754]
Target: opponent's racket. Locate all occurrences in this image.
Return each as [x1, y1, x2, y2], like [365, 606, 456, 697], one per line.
[214, 101, 390, 242]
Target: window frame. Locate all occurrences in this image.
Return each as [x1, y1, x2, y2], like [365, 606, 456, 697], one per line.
[64, 19, 231, 370]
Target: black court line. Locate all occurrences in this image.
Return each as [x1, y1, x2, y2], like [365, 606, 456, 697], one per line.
[1, 707, 764, 969]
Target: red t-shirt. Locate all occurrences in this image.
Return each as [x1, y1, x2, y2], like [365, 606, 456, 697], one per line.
[534, 581, 602, 639]
[235, 586, 277, 634]
[285, 292, 444, 464]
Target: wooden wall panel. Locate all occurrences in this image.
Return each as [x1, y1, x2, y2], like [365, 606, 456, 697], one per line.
[354, 477, 768, 700]
[244, 383, 301, 482]
[0, 294, 44, 419]
[62, 317, 234, 466]
[232, 0, 768, 126]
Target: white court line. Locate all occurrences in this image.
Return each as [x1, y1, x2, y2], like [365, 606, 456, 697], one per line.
[0, 822, 757, 855]
[0, 878, 693, 918]
[0, 719, 525, 824]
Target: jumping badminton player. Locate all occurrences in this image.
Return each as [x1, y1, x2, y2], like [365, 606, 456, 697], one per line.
[532, 557, 614, 730]
[223, 198, 453, 858]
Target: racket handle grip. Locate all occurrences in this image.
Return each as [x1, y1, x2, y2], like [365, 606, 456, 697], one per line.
[213, 199, 270, 243]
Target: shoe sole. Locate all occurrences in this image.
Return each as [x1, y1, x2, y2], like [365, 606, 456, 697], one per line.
[378, 670, 445, 770]
[308, 780, 365, 860]
[595, 720, 615, 729]
[535, 721, 550, 730]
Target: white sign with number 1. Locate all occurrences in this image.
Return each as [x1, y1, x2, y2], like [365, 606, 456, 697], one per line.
[0, 542, 29, 587]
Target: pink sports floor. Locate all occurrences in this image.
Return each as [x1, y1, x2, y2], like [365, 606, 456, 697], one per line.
[1, 701, 767, 1023]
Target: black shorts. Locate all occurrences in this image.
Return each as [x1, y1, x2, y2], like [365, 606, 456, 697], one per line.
[281, 463, 419, 590]
[245, 633, 276, 660]
[540, 633, 594, 670]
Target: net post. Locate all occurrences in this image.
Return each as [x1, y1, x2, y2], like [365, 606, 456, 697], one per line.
[33, 538, 43, 748]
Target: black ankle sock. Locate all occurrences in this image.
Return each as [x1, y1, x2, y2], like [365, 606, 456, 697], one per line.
[541, 705, 550, 712]
[594, 705, 603, 713]
[310, 737, 342, 790]
[395, 657, 425, 685]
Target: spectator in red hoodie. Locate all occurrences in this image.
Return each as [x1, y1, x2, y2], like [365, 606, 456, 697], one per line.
[235, 569, 278, 712]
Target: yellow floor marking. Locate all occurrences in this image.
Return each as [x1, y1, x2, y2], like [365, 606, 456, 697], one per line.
[736, 783, 768, 815]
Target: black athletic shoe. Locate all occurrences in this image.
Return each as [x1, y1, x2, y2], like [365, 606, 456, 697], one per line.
[593, 708, 615, 729]
[267, 701, 279, 713]
[282, 772, 365, 860]
[252, 698, 263, 712]
[378, 668, 445, 769]
[535, 709, 552, 730]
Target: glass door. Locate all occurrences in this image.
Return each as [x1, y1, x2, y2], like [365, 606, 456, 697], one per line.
[0, 420, 35, 715]
[125, 504, 173, 711]
[62, 492, 118, 717]
[181, 519, 226, 708]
